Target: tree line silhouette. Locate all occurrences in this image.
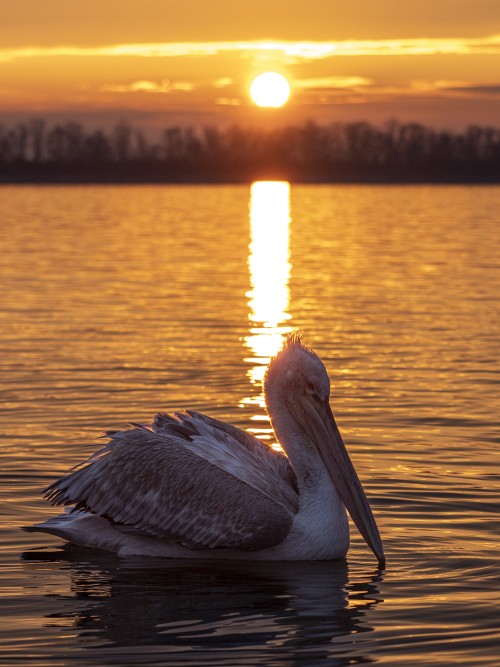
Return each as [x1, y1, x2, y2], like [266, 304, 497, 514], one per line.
[1, 118, 500, 182]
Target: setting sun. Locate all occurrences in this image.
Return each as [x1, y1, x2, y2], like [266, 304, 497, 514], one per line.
[250, 72, 291, 108]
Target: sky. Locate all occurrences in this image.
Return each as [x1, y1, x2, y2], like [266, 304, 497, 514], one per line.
[1, 0, 500, 132]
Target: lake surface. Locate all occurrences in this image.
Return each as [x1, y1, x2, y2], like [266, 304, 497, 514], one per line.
[1, 184, 499, 666]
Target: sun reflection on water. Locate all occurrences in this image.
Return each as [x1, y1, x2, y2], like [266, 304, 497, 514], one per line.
[241, 181, 294, 441]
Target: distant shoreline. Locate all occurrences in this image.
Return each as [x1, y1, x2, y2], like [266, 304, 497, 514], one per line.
[2, 118, 500, 184]
[1, 172, 499, 185]
[2, 179, 500, 185]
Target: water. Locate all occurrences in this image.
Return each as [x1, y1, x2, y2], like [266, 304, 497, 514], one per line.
[1, 184, 499, 666]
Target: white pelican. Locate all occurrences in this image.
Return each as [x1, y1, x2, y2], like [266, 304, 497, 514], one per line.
[26, 335, 385, 566]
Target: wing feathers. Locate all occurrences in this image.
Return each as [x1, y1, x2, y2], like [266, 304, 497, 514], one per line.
[45, 419, 298, 551]
[154, 411, 299, 509]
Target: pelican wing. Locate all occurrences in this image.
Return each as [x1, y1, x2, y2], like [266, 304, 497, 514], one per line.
[44, 414, 299, 551]
[153, 411, 298, 509]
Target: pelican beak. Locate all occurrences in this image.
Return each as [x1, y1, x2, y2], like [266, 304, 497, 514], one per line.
[297, 394, 385, 567]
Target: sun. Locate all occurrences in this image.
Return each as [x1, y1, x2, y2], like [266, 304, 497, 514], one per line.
[250, 72, 291, 108]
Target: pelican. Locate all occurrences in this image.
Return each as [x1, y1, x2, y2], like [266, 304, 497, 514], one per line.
[26, 335, 385, 566]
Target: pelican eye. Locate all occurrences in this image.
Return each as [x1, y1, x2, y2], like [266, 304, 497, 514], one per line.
[305, 381, 315, 394]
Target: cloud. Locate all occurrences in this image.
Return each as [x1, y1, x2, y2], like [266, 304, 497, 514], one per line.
[291, 77, 500, 105]
[214, 77, 233, 88]
[442, 84, 500, 96]
[2, 35, 500, 63]
[409, 79, 500, 96]
[215, 97, 241, 106]
[100, 79, 194, 94]
[294, 76, 372, 89]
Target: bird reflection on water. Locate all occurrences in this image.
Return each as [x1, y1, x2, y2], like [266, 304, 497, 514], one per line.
[23, 546, 383, 665]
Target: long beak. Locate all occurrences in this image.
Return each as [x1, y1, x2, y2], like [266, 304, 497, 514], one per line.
[296, 394, 385, 567]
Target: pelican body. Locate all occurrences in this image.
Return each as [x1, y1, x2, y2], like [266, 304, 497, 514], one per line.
[27, 335, 385, 566]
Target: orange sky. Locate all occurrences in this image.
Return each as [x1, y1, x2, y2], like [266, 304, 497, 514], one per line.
[2, 0, 500, 131]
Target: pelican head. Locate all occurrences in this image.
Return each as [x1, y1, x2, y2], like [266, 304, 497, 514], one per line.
[264, 333, 385, 567]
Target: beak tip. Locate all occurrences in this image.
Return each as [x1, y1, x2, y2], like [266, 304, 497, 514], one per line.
[377, 554, 386, 569]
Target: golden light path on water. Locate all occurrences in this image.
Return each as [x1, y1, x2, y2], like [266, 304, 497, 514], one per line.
[241, 181, 293, 445]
